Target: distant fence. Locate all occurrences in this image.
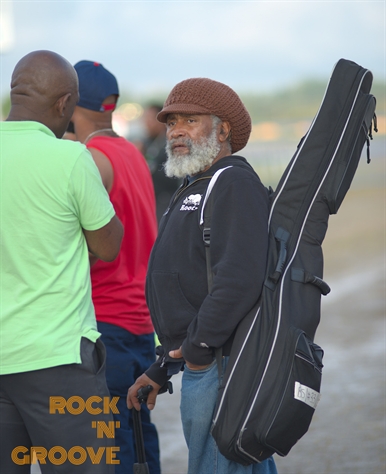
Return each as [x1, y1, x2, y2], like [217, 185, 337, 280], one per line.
[244, 137, 385, 191]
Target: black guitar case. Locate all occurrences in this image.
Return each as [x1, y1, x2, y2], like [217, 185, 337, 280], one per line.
[204, 58, 377, 465]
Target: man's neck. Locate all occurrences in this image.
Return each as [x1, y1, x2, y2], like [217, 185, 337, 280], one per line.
[83, 128, 118, 145]
[77, 122, 115, 144]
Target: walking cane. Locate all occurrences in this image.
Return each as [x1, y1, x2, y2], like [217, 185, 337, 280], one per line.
[132, 380, 173, 473]
[132, 385, 153, 474]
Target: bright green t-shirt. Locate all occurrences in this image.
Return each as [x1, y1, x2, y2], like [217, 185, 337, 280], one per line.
[0, 121, 116, 375]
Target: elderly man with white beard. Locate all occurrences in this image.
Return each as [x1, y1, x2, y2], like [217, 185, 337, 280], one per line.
[128, 78, 277, 474]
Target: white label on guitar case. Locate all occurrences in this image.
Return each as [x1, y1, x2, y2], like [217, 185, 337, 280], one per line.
[294, 382, 321, 409]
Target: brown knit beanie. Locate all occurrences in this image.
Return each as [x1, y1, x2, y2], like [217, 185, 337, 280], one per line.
[157, 78, 251, 153]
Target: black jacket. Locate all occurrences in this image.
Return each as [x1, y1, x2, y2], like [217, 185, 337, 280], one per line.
[145, 155, 269, 386]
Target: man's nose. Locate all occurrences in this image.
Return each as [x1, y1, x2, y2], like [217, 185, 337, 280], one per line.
[169, 124, 186, 139]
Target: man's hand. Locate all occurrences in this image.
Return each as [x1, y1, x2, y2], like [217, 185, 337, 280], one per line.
[169, 346, 211, 371]
[127, 374, 161, 411]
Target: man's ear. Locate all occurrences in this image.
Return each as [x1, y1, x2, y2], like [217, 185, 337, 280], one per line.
[56, 93, 72, 117]
[218, 121, 231, 143]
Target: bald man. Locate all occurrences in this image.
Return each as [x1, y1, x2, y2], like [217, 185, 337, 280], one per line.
[0, 51, 123, 474]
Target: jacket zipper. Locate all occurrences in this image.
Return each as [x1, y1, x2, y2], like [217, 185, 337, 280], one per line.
[149, 176, 213, 353]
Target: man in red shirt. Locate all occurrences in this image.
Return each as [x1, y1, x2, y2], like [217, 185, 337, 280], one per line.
[70, 60, 160, 474]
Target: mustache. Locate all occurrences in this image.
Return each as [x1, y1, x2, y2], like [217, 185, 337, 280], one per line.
[167, 137, 192, 149]
[165, 137, 193, 155]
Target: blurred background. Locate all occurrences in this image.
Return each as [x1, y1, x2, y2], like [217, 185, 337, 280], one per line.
[2, 1, 384, 473]
[1, 0, 385, 164]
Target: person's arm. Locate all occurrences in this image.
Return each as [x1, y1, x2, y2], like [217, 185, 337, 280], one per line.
[84, 148, 116, 264]
[89, 253, 99, 267]
[83, 214, 123, 262]
[69, 148, 122, 261]
[88, 148, 114, 193]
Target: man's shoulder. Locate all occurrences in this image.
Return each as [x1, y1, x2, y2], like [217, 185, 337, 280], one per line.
[113, 137, 154, 177]
[1, 120, 89, 164]
[0, 121, 54, 144]
[89, 136, 145, 161]
[89, 135, 136, 150]
[119, 137, 147, 159]
[47, 137, 91, 169]
[58, 137, 87, 153]
[211, 155, 261, 185]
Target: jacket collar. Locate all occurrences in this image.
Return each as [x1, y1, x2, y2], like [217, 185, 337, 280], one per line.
[186, 155, 250, 184]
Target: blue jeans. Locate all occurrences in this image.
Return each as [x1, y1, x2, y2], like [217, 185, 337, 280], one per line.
[181, 359, 277, 474]
[97, 322, 160, 474]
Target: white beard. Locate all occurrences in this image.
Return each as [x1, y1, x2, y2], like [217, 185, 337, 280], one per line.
[164, 125, 221, 178]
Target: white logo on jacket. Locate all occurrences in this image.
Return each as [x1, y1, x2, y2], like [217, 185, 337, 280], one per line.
[180, 194, 202, 211]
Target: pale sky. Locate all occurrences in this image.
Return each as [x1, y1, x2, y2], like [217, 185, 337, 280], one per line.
[0, 0, 384, 99]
